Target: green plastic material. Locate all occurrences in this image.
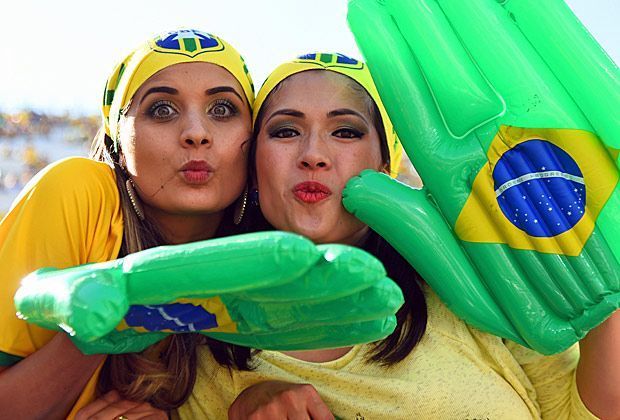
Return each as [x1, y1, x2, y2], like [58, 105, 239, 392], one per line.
[346, 0, 619, 354]
[14, 232, 404, 354]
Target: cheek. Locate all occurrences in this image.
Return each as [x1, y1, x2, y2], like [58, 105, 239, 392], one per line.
[255, 145, 287, 210]
[353, 143, 384, 173]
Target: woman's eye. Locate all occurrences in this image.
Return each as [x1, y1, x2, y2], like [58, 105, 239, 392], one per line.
[333, 128, 364, 139]
[209, 100, 238, 119]
[149, 101, 177, 119]
[270, 127, 299, 138]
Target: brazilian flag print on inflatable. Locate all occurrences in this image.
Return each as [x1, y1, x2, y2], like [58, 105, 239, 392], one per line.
[344, 0, 619, 354]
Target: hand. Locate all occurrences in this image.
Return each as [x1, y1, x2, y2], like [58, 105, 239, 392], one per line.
[15, 232, 404, 353]
[228, 381, 334, 420]
[345, 0, 620, 354]
[75, 390, 168, 420]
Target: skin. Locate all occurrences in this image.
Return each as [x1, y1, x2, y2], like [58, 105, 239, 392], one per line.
[0, 61, 252, 419]
[577, 310, 620, 419]
[75, 390, 167, 420]
[256, 70, 386, 246]
[121, 61, 251, 244]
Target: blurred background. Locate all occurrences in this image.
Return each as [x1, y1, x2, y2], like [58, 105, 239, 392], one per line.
[0, 0, 617, 217]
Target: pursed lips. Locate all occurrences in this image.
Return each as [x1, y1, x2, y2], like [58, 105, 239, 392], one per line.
[292, 181, 332, 203]
[180, 160, 213, 184]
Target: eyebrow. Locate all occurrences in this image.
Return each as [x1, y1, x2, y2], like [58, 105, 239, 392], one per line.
[206, 86, 244, 103]
[139, 85, 244, 103]
[328, 108, 368, 124]
[140, 86, 178, 102]
[265, 108, 305, 125]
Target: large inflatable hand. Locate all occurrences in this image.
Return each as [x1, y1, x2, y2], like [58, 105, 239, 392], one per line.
[345, 0, 620, 354]
[15, 232, 403, 354]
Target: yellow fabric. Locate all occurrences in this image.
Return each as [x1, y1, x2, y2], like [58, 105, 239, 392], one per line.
[253, 53, 403, 177]
[103, 29, 255, 145]
[178, 285, 597, 420]
[455, 125, 619, 256]
[0, 157, 123, 416]
[66, 361, 105, 420]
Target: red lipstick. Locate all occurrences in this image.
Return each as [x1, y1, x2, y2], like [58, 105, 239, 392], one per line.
[180, 160, 212, 184]
[293, 181, 332, 203]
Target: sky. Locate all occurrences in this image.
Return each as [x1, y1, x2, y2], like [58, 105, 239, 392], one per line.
[0, 0, 617, 116]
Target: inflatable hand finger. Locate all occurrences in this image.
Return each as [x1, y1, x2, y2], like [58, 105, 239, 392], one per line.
[71, 330, 168, 355]
[346, 0, 620, 354]
[15, 232, 404, 353]
[205, 318, 397, 351]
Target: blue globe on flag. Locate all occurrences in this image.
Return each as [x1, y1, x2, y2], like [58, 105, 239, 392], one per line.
[493, 139, 586, 237]
[153, 29, 223, 56]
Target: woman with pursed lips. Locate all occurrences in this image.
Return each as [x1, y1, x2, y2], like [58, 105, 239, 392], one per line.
[0, 29, 254, 419]
[178, 54, 616, 420]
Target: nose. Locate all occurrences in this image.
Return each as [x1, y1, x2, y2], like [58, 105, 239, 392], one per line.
[180, 110, 212, 148]
[298, 132, 331, 170]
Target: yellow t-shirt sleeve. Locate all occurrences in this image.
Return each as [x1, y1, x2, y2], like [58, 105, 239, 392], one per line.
[506, 341, 599, 419]
[0, 157, 123, 358]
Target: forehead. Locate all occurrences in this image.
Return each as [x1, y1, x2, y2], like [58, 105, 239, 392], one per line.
[138, 61, 240, 90]
[268, 70, 369, 112]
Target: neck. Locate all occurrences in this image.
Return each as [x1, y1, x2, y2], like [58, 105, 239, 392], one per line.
[282, 347, 353, 363]
[347, 226, 371, 246]
[144, 206, 225, 244]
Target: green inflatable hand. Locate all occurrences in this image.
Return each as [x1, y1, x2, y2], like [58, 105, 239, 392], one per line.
[15, 232, 403, 354]
[345, 0, 620, 354]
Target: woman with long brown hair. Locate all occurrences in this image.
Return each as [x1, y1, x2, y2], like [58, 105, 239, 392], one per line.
[0, 28, 254, 418]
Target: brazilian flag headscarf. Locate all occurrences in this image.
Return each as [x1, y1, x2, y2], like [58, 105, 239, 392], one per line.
[253, 53, 403, 178]
[102, 29, 255, 150]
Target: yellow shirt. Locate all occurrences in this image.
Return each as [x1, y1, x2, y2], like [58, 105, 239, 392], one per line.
[179, 286, 597, 419]
[0, 157, 123, 418]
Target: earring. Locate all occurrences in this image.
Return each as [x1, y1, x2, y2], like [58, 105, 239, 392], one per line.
[125, 178, 145, 221]
[233, 187, 248, 225]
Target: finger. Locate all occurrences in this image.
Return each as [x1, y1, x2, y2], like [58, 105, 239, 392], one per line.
[205, 317, 398, 351]
[463, 241, 578, 354]
[342, 170, 523, 342]
[123, 401, 169, 419]
[305, 390, 334, 420]
[584, 228, 620, 292]
[85, 399, 142, 420]
[348, 0, 484, 175]
[434, 0, 585, 130]
[71, 330, 168, 355]
[125, 231, 320, 303]
[386, 0, 504, 138]
[598, 186, 620, 258]
[225, 278, 403, 334]
[75, 391, 123, 420]
[502, 0, 620, 148]
[15, 263, 128, 341]
[235, 244, 386, 302]
[568, 229, 620, 335]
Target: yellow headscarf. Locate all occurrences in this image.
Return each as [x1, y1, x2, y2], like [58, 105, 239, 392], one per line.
[102, 29, 255, 149]
[253, 53, 402, 177]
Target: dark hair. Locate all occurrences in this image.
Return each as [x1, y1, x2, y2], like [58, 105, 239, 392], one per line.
[90, 130, 243, 409]
[205, 221, 427, 368]
[205, 70, 428, 369]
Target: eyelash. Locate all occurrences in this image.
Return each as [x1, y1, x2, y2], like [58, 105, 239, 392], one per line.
[147, 98, 239, 121]
[148, 100, 177, 120]
[269, 126, 299, 138]
[268, 126, 365, 139]
[333, 127, 365, 139]
[209, 99, 238, 119]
